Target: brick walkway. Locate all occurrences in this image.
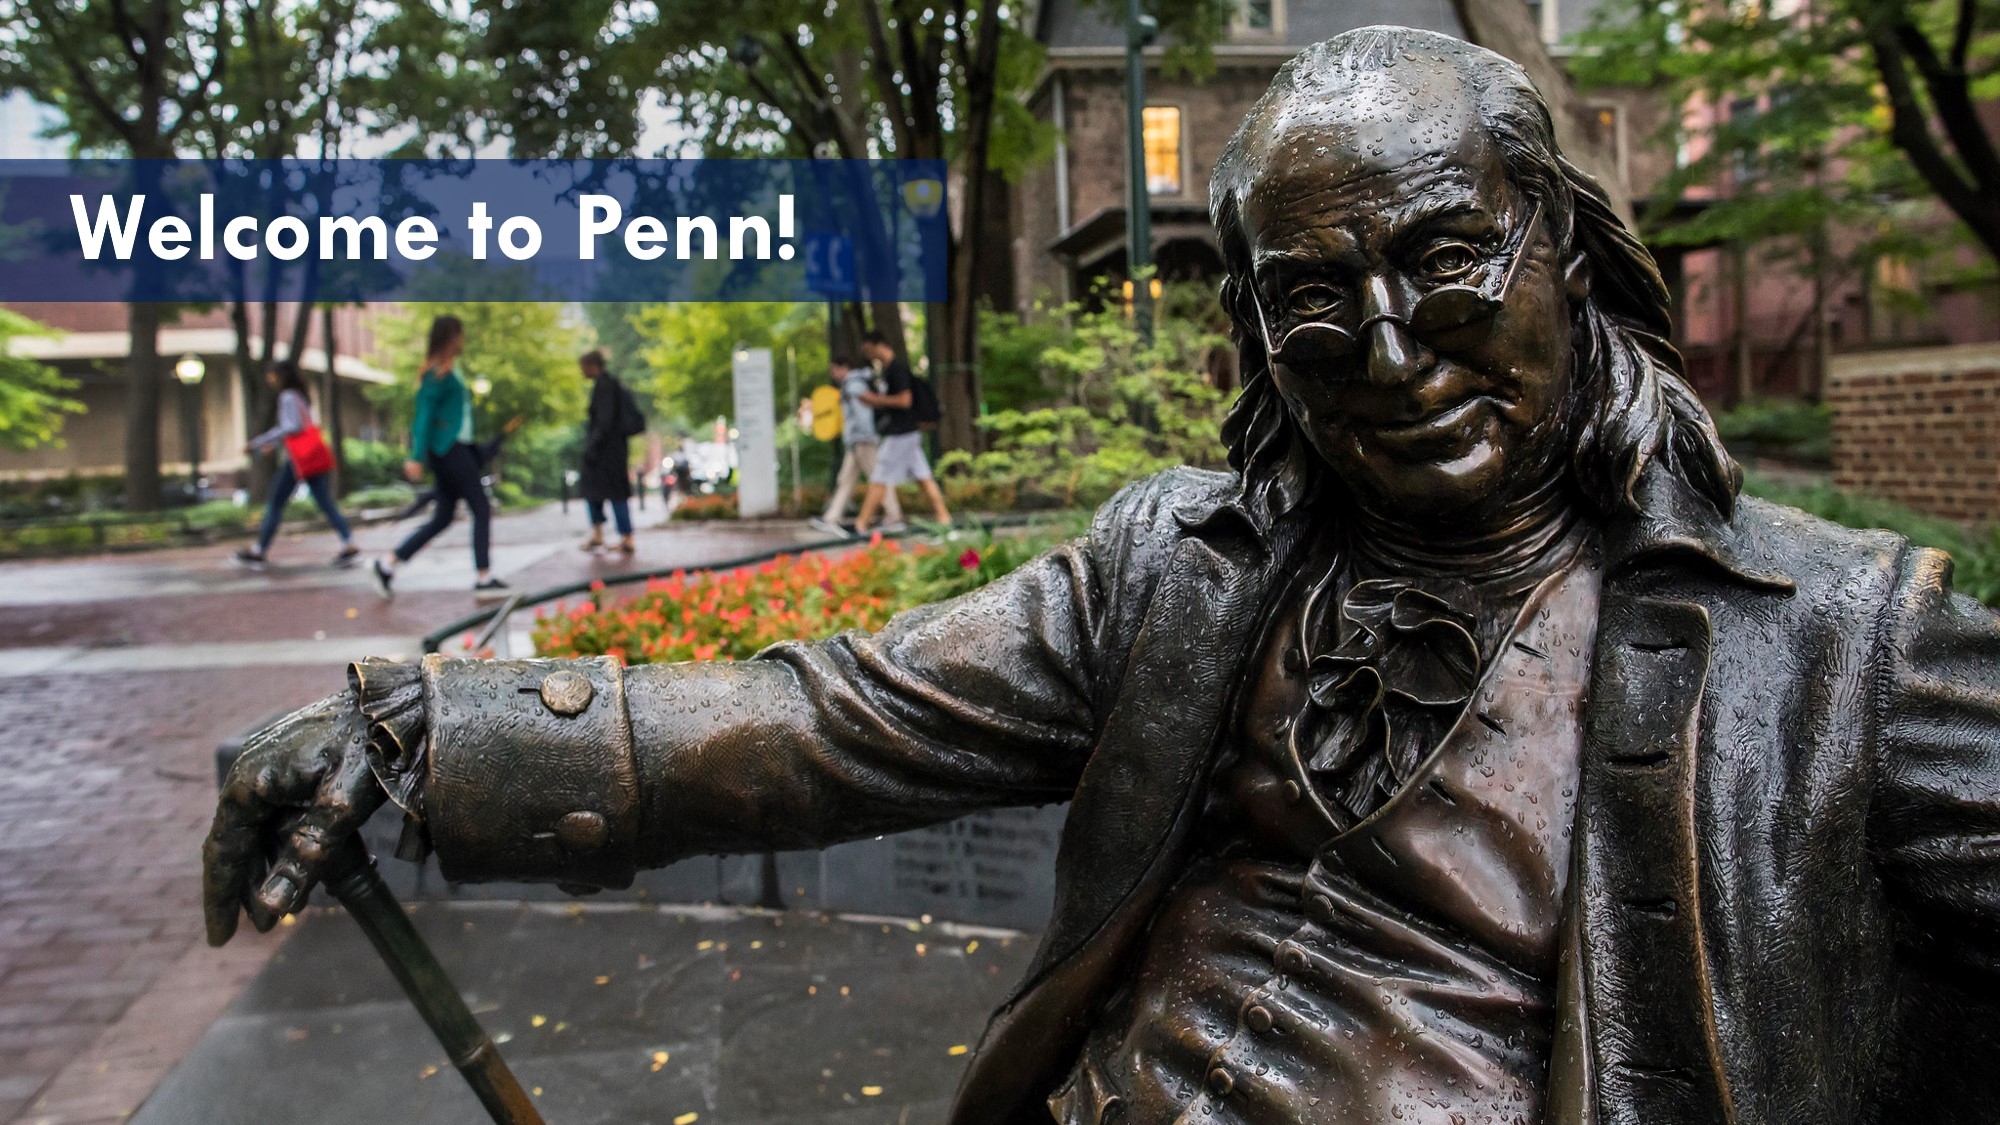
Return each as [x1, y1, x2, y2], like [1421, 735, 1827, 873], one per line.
[0, 509, 816, 1123]
[0, 668, 329, 1124]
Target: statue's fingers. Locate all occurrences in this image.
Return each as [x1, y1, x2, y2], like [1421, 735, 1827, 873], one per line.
[203, 765, 277, 946]
[255, 769, 380, 919]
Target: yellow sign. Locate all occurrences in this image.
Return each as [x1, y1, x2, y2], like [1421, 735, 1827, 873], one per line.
[902, 178, 944, 219]
[809, 384, 843, 441]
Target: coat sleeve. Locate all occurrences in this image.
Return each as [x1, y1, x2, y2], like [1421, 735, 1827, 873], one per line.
[1870, 544, 2000, 991]
[396, 473, 1197, 888]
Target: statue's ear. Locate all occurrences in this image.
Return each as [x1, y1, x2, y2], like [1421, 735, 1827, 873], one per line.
[1564, 254, 1592, 300]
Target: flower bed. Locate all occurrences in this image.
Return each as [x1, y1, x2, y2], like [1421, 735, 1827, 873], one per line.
[532, 531, 1065, 663]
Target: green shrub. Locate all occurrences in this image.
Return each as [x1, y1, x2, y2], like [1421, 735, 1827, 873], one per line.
[942, 301, 1235, 511]
[340, 439, 407, 492]
[1715, 399, 1833, 465]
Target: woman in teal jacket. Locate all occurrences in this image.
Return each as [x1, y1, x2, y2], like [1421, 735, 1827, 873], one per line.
[371, 315, 504, 597]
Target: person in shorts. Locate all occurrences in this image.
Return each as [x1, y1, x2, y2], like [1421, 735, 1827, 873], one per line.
[853, 331, 952, 533]
[809, 355, 902, 535]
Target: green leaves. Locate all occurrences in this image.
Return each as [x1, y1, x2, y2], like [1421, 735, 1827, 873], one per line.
[0, 309, 81, 451]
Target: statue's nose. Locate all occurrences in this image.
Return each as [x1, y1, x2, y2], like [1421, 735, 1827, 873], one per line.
[1360, 275, 1422, 386]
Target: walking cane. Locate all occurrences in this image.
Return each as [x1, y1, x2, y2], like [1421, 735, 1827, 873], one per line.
[320, 835, 547, 1125]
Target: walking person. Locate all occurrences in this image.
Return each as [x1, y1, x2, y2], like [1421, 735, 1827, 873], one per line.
[853, 331, 952, 534]
[808, 355, 901, 536]
[578, 349, 645, 555]
[233, 360, 357, 569]
[371, 315, 505, 598]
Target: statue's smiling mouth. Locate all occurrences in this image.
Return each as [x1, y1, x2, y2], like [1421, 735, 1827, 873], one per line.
[1371, 394, 1499, 441]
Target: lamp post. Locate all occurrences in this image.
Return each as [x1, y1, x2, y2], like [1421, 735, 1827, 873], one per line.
[1125, 0, 1159, 343]
[174, 354, 206, 498]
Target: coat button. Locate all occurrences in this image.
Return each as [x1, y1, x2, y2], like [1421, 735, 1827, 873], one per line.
[1280, 780, 1302, 804]
[1245, 1005, 1274, 1034]
[1207, 1066, 1234, 1096]
[539, 671, 595, 716]
[1311, 893, 1336, 922]
[1282, 648, 1304, 674]
[556, 810, 609, 853]
[1278, 944, 1309, 975]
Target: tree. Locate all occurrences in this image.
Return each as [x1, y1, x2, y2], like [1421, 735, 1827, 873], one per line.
[0, 310, 84, 450]
[1450, 0, 1637, 223]
[459, 0, 1073, 453]
[1578, 0, 2000, 264]
[0, 0, 228, 509]
[369, 298, 587, 449]
[630, 302, 828, 432]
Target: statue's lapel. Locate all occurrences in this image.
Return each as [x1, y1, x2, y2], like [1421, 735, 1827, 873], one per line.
[1572, 472, 1750, 1125]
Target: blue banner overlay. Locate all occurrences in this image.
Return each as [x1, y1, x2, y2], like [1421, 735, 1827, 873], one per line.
[0, 159, 949, 303]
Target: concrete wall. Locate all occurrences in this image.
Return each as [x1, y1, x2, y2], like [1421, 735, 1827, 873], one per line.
[1827, 343, 2000, 523]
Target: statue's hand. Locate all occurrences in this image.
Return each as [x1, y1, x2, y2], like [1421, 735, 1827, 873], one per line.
[203, 692, 386, 945]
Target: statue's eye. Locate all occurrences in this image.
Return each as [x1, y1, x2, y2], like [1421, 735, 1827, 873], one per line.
[1418, 241, 1480, 281]
[1285, 284, 1344, 319]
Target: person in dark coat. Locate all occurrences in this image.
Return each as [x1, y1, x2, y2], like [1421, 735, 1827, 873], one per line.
[207, 29, 2000, 1125]
[578, 349, 639, 555]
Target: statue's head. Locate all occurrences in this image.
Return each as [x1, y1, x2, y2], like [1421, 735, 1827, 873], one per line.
[1212, 26, 1737, 533]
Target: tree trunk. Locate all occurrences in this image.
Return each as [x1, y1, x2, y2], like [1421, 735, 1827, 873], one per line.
[1449, 0, 1635, 226]
[322, 303, 345, 495]
[1732, 243, 1754, 403]
[124, 302, 165, 511]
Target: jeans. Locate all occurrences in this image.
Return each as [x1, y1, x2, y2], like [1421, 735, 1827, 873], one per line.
[256, 460, 351, 553]
[587, 497, 633, 537]
[394, 443, 492, 571]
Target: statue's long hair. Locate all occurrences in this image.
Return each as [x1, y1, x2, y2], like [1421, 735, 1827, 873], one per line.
[1210, 26, 1739, 526]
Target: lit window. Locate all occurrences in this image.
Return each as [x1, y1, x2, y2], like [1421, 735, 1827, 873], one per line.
[1143, 106, 1183, 196]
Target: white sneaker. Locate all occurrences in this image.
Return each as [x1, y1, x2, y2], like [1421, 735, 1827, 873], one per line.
[806, 517, 849, 538]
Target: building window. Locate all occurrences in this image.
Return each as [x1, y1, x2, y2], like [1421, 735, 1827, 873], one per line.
[1233, 0, 1282, 37]
[1143, 106, 1183, 196]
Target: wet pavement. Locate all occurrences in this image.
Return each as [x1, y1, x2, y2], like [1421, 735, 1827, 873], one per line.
[0, 504, 820, 1124]
[131, 903, 1031, 1125]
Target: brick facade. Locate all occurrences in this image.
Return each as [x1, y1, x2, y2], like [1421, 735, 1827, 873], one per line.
[1827, 343, 2000, 523]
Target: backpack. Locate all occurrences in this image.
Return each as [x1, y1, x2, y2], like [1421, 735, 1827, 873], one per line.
[909, 374, 942, 431]
[615, 379, 647, 438]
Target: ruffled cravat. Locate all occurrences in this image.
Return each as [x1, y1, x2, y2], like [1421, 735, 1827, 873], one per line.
[1291, 575, 1484, 827]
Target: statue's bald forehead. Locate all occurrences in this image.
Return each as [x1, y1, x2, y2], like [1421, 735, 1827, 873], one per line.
[1227, 55, 1488, 200]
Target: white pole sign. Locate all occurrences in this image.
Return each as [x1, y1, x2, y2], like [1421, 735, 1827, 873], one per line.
[731, 347, 779, 519]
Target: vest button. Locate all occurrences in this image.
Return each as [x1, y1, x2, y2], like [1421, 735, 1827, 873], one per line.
[1280, 780, 1302, 804]
[1207, 1066, 1234, 1096]
[1245, 1005, 1274, 1034]
[539, 671, 595, 716]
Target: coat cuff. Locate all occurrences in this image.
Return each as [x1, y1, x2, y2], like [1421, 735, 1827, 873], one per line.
[419, 654, 642, 890]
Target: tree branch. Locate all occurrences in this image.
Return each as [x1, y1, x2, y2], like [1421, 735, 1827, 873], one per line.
[22, 0, 144, 149]
[1950, 0, 1974, 71]
[1867, 25, 2000, 256]
[857, 0, 912, 155]
[1890, 17, 2000, 194]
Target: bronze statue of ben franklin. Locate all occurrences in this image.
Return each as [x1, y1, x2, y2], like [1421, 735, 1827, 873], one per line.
[205, 27, 2000, 1125]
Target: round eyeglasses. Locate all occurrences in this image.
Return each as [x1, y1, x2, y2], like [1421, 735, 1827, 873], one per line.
[1250, 200, 1543, 370]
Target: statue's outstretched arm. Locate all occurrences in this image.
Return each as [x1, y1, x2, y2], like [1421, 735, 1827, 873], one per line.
[203, 524, 1138, 947]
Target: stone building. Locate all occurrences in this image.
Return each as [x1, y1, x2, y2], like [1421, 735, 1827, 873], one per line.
[0, 302, 392, 488]
[1006, 0, 1663, 313]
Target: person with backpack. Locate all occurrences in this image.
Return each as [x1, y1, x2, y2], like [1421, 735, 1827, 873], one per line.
[852, 330, 952, 534]
[578, 349, 645, 554]
[233, 360, 358, 569]
[809, 354, 902, 536]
